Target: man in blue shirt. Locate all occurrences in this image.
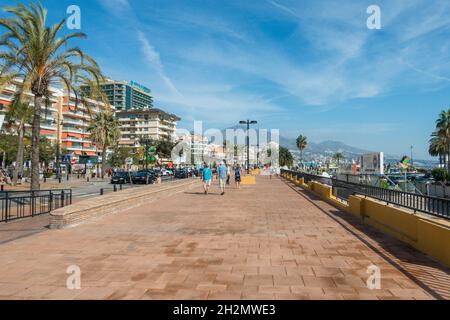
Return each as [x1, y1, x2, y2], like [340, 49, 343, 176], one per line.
[218, 160, 228, 195]
[202, 162, 212, 195]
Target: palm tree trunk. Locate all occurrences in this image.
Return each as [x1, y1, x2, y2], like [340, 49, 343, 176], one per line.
[448, 139, 450, 178]
[102, 145, 106, 179]
[300, 149, 303, 169]
[12, 124, 25, 185]
[31, 95, 42, 190]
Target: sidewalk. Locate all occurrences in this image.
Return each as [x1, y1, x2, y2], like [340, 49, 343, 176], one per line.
[0, 176, 448, 300]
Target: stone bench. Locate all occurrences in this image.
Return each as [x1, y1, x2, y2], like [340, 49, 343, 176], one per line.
[50, 178, 201, 229]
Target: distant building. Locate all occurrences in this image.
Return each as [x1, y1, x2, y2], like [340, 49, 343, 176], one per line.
[0, 80, 114, 163]
[60, 93, 114, 158]
[116, 108, 180, 148]
[176, 134, 209, 166]
[81, 79, 153, 111]
[0, 80, 61, 146]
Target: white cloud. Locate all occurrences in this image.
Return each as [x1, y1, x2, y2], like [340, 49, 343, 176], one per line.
[97, 0, 181, 95]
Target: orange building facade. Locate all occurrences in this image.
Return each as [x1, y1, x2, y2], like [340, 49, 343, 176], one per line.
[0, 81, 114, 163]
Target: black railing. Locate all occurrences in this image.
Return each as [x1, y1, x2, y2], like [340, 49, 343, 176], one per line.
[282, 169, 450, 220]
[0, 189, 72, 223]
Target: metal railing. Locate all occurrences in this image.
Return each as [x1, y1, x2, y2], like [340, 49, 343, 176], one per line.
[282, 169, 450, 220]
[0, 189, 72, 223]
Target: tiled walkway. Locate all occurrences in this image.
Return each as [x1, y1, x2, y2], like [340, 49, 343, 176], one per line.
[0, 176, 449, 300]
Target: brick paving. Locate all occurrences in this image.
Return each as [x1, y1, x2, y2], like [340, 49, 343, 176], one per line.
[0, 176, 449, 300]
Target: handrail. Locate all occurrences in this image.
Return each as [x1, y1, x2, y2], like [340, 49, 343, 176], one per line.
[282, 169, 450, 220]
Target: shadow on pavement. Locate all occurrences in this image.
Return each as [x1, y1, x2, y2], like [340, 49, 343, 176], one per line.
[283, 179, 450, 300]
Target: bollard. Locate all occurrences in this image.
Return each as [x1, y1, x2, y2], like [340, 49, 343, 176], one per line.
[87, 177, 90, 182]
[67, 174, 69, 181]
[44, 177, 46, 183]
[113, 184, 117, 192]
[77, 174, 80, 179]
[100, 188, 104, 195]
[120, 184, 123, 191]
[58, 177, 62, 184]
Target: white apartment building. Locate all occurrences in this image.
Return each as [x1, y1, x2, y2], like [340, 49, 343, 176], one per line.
[116, 108, 180, 148]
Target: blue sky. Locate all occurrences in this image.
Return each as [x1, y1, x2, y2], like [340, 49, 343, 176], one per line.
[5, 0, 450, 159]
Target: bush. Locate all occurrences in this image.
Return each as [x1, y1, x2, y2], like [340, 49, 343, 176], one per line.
[431, 168, 449, 182]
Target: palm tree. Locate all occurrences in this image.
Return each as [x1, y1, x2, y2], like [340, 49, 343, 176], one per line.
[333, 152, 345, 169]
[87, 111, 120, 179]
[429, 132, 448, 167]
[434, 109, 450, 174]
[5, 98, 33, 185]
[279, 146, 293, 168]
[296, 134, 307, 165]
[0, 2, 102, 190]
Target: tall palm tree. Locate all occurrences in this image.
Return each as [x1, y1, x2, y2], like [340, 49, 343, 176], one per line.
[0, 2, 102, 190]
[87, 111, 120, 179]
[434, 109, 450, 174]
[5, 98, 33, 185]
[429, 132, 448, 167]
[296, 134, 307, 165]
[333, 152, 344, 169]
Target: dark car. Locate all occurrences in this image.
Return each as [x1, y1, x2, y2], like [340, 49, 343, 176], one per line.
[110, 172, 132, 184]
[175, 168, 189, 179]
[131, 171, 157, 184]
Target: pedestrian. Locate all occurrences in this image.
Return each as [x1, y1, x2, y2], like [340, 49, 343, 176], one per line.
[226, 162, 231, 185]
[218, 160, 228, 195]
[202, 162, 212, 195]
[235, 164, 242, 189]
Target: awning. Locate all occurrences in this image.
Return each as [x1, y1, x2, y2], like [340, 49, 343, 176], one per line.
[85, 151, 96, 156]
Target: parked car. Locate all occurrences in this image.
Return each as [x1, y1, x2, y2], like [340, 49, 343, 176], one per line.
[161, 169, 173, 176]
[131, 171, 157, 184]
[111, 172, 132, 184]
[175, 168, 189, 179]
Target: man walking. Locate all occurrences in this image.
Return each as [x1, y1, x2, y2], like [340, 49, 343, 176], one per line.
[202, 162, 212, 195]
[218, 160, 228, 195]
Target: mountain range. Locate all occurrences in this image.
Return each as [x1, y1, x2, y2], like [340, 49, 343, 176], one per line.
[280, 137, 375, 159]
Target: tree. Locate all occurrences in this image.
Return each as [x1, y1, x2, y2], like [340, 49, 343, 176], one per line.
[279, 146, 293, 168]
[87, 111, 120, 179]
[5, 99, 33, 184]
[155, 138, 175, 159]
[0, 2, 102, 189]
[429, 131, 448, 168]
[333, 152, 344, 169]
[434, 109, 450, 175]
[432, 168, 449, 182]
[296, 135, 307, 164]
[0, 133, 19, 166]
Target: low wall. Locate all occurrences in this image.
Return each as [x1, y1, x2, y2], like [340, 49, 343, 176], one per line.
[281, 172, 450, 267]
[50, 179, 201, 229]
[241, 176, 256, 185]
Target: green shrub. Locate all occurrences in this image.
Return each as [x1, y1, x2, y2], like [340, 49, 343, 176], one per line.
[431, 168, 449, 182]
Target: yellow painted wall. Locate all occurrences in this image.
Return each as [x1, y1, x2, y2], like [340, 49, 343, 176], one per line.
[283, 175, 450, 268]
[362, 197, 418, 247]
[417, 217, 450, 267]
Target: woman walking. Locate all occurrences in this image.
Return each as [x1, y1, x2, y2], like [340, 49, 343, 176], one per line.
[235, 164, 242, 189]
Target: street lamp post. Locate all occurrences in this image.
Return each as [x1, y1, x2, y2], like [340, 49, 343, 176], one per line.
[239, 120, 257, 174]
[410, 145, 414, 167]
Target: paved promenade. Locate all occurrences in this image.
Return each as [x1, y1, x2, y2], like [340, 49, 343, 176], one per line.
[0, 176, 449, 300]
